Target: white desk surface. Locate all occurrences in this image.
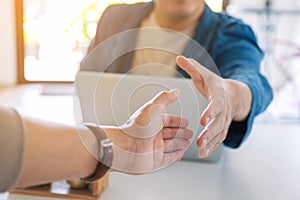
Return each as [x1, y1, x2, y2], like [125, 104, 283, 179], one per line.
[1, 85, 300, 200]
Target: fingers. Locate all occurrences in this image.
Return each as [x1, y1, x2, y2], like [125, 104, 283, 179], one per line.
[164, 139, 190, 153]
[176, 152, 185, 161]
[197, 114, 231, 158]
[151, 88, 180, 108]
[164, 114, 189, 128]
[161, 128, 194, 140]
[161, 150, 185, 167]
[200, 101, 213, 126]
[198, 111, 226, 147]
[153, 137, 189, 170]
[200, 96, 225, 126]
[153, 136, 189, 170]
[154, 129, 192, 168]
[199, 134, 220, 157]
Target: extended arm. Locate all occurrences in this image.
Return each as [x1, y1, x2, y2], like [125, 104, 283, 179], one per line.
[0, 89, 192, 191]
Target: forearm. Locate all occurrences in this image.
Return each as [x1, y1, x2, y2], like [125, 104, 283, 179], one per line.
[0, 106, 24, 192]
[16, 117, 98, 188]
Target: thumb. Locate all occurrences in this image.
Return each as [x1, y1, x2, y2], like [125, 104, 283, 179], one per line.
[176, 55, 209, 98]
[176, 55, 220, 85]
[176, 55, 206, 82]
[151, 88, 180, 108]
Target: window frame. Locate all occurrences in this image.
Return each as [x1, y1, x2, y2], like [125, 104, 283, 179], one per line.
[15, 0, 26, 83]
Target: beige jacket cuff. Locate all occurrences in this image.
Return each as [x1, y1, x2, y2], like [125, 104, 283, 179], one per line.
[0, 106, 25, 192]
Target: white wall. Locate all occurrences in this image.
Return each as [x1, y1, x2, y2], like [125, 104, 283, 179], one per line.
[231, 0, 300, 9]
[228, 0, 300, 87]
[229, 0, 300, 119]
[0, 0, 17, 85]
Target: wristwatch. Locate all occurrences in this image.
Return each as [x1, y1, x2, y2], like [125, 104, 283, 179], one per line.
[81, 123, 114, 183]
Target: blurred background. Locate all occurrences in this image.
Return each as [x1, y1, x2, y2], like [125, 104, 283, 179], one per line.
[228, 0, 300, 122]
[0, 0, 300, 121]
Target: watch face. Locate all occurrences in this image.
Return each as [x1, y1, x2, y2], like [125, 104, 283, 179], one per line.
[100, 138, 114, 166]
[101, 138, 113, 148]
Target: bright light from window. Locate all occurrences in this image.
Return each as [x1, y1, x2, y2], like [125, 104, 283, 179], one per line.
[24, 0, 150, 81]
[206, 0, 223, 12]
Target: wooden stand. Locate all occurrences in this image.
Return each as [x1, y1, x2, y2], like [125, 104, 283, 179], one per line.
[11, 173, 109, 200]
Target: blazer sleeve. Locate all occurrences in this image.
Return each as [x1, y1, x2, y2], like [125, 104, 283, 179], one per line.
[0, 106, 25, 192]
[211, 20, 273, 148]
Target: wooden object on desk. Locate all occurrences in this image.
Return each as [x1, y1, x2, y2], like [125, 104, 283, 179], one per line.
[11, 173, 109, 199]
[92, 174, 109, 197]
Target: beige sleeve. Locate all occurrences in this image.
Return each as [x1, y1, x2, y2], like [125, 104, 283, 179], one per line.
[0, 106, 25, 192]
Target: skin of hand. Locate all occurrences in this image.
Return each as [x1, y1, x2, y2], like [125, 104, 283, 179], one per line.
[103, 89, 194, 174]
[16, 89, 192, 188]
[176, 56, 252, 157]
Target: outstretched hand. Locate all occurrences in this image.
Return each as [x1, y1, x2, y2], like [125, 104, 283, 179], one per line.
[107, 89, 193, 174]
[176, 56, 252, 157]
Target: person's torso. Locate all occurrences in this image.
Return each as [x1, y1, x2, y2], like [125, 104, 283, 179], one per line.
[131, 10, 196, 77]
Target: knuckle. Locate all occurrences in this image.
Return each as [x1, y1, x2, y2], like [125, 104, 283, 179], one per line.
[165, 128, 172, 137]
[215, 98, 225, 108]
[168, 117, 175, 126]
[220, 130, 227, 141]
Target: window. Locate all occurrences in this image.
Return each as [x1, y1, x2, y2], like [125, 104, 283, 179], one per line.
[16, 0, 223, 83]
[227, 2, 300, 121]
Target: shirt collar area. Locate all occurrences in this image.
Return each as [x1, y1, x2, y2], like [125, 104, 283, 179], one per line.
[193, 5, 218, 43]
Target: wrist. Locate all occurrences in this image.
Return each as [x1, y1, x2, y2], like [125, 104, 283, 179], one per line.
[102, 126, 134, 152]
[80, 124, 113, 182]
[101, 126, 136, 173]
[75, 126, 99, 178]
[225, 79, 252, 121]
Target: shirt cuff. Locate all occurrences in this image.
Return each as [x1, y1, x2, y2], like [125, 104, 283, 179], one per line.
[0, 106, 25, 192]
